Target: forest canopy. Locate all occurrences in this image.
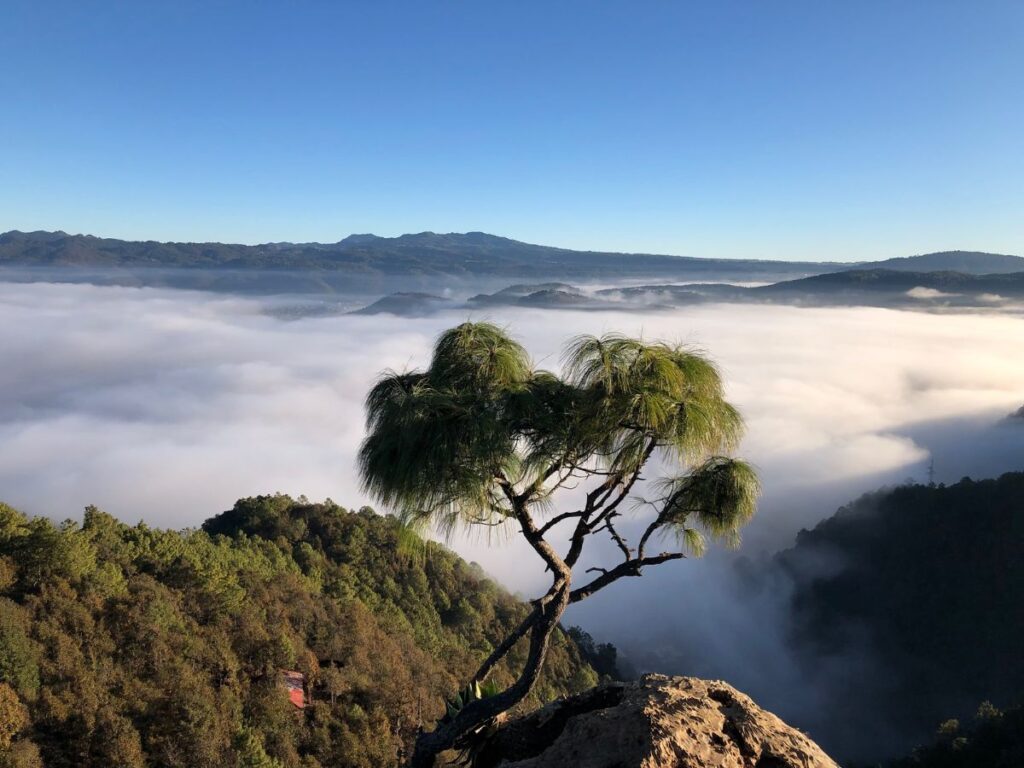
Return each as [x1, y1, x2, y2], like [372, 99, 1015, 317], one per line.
[0, 495, 598, 768]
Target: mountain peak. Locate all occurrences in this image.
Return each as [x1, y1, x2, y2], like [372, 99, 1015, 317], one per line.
[337, 233, 383, 246]
[0, 229, 70, 243]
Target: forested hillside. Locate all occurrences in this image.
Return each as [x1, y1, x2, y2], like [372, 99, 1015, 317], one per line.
[0, 495, 597, 768]
[777, 471, 1024, 755]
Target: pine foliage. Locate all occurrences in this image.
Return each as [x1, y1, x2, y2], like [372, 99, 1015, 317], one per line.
[359, 323, 758, 551]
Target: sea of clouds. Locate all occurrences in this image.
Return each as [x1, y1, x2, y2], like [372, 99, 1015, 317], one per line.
[2, 278, 1022, 758]
[3, 281, 1020, 538]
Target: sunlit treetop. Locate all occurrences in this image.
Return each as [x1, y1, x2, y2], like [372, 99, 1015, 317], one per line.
[359, 321, 756, 553]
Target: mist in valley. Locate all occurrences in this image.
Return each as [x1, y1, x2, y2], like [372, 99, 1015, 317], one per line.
[2, 274, 1023, 761]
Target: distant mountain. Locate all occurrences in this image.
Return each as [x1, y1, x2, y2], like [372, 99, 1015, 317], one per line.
[481, 282, 580, 298]
[7, 231, 1020, 304]
[354, 285, 609, 315]
[349, 292, 452, 317]
[606, 269, 1024, 310]
[595, 284, 719, 304]
[0, 229, 843, 280]
[348, 268, 1024, 317]
[4, 231, 1018, 283]
[754, 268, 1024, 303]
[515, 289, 599, 308]
[856, 250, 1024, 275]
[467, 283, 605, 310]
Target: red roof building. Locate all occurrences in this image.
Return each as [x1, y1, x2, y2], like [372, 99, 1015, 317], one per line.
[281, 670, 306, 709]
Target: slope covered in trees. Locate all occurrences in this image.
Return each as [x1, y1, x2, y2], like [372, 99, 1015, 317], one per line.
[777, 471, 1024, 756]
[0, 495, 598, 768]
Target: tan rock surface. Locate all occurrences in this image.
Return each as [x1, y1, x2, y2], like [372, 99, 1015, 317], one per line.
[473, 674, 838, 768]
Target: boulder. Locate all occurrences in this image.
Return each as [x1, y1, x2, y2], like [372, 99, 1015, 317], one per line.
[472, 674, 838, 768]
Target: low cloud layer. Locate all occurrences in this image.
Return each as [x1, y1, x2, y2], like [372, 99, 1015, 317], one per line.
[4, 283, 1020, 530]
[3, 280, 1022, 564]
[2, 279, 1023, 758]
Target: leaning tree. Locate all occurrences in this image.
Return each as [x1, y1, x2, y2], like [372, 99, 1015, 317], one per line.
[358, 322, 759, 767]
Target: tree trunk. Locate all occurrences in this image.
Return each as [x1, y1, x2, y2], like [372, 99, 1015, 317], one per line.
[408, 581, 572, 768]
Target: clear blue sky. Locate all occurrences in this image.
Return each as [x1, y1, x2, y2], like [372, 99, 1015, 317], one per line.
[2, 1, 1022, 260]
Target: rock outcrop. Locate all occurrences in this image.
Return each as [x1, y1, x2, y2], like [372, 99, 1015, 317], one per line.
[473, 674, 838, 768]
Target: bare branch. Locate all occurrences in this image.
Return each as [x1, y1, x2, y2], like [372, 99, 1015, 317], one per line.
[587, 438, 658, 530]
[562, 468, 626, 567]
[603, 515, 632, 560]
[637, 497, 697, 558]
[569, 552, 685, 604]
[538, 509, 587, 536]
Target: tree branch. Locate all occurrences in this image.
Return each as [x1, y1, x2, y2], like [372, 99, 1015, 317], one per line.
[538, 509, 587, 536]
[603, 515, 632, 560]
[586, 438, 657, 531]
[637, 495, 698, 559]
[410, 582, 572, 767]
[471, 604, 539, 684]
[569, 552, 684, 604]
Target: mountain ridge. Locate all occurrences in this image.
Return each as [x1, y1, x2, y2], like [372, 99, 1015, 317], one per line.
[857, 249, 1024, 274]
[4, 229, 1019, 274]
[757, 267, 1024, 295]
[0, 229, 844, 278]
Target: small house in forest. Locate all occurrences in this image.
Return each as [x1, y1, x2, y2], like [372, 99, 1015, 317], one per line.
[280, 670, 306, 709]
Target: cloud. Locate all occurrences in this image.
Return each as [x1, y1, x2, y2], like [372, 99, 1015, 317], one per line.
[1, 279, 1023, 759]
[906, 285, 958, 299]
[978, 292, 1006, 303]
[3, 280, 1022, 538]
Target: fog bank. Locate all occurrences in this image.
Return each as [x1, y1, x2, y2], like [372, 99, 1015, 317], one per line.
[4, 283, 1020, 534]
[2, 280, 1023, 760]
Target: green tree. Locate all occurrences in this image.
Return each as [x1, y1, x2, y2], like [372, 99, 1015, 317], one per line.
[358, 323, 759, 766]
[566, 626, 623, 680]
[0, 601, 39, 700]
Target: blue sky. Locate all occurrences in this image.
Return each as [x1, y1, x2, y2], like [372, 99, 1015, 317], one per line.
[2, 1, 1022, 260]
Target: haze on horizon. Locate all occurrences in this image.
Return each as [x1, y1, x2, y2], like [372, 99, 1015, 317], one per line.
[3, 1, 1024, 260]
